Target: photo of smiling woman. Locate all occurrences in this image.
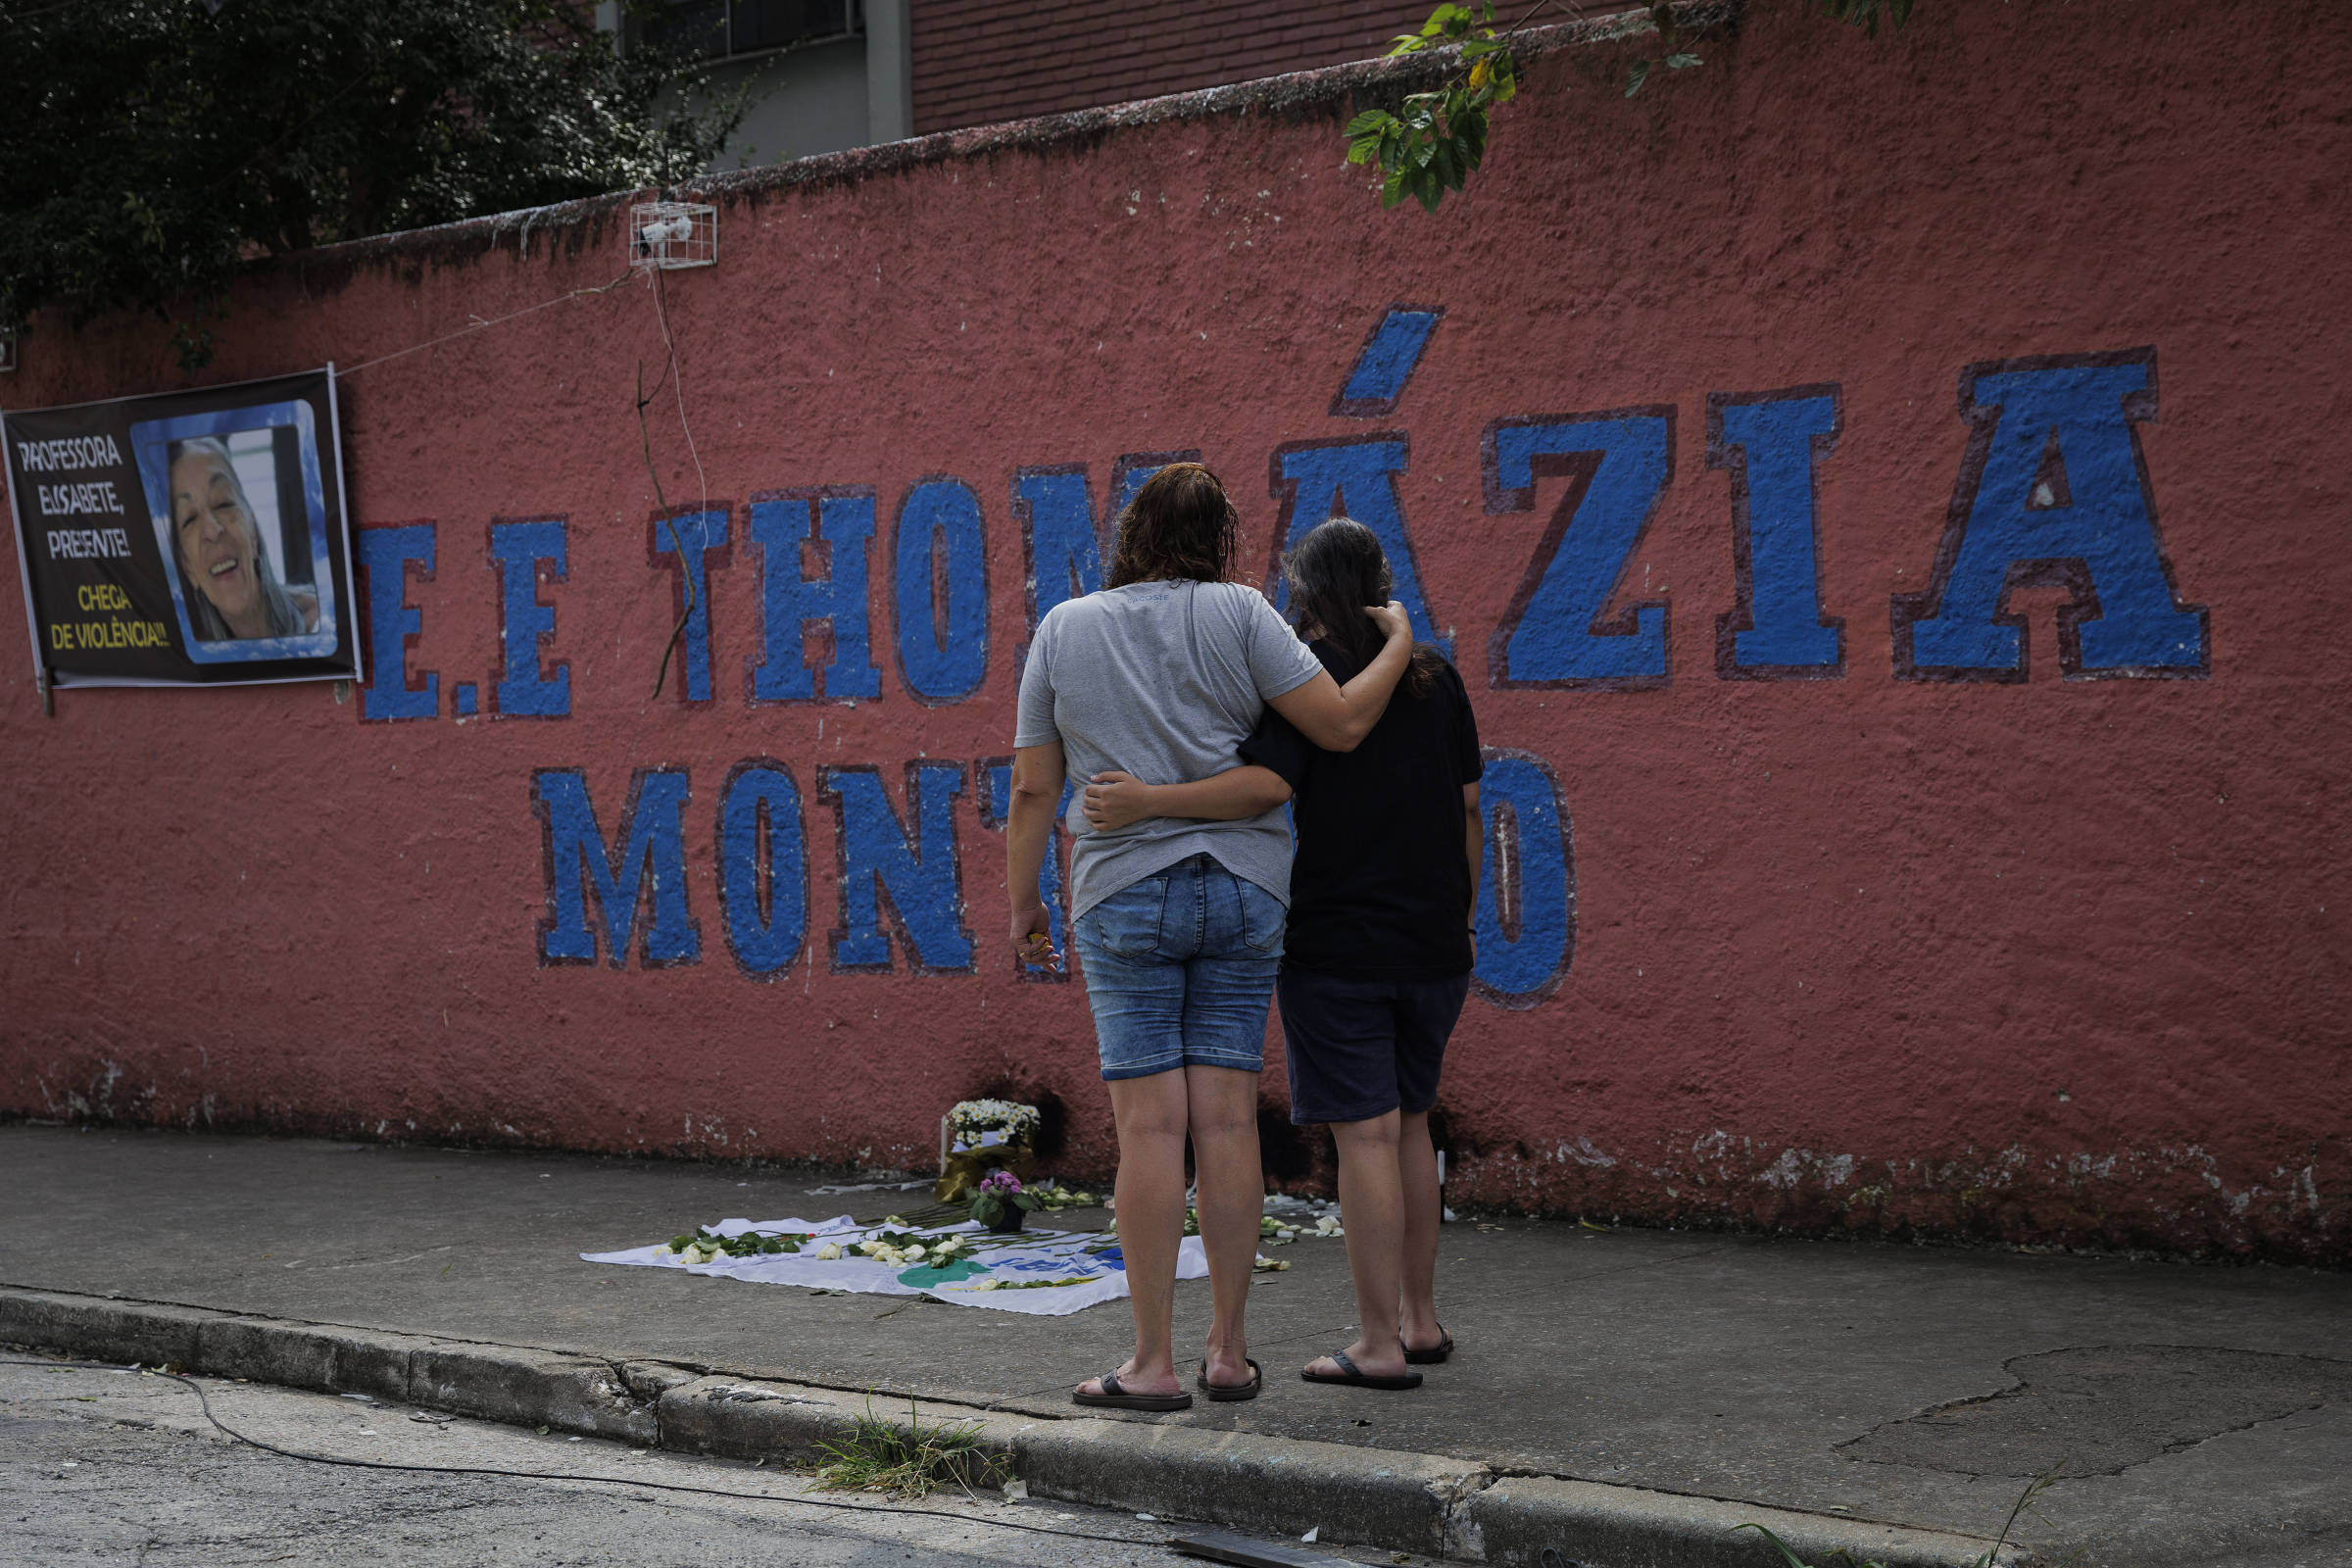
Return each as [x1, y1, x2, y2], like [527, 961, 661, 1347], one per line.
[165, 435, 318, 641]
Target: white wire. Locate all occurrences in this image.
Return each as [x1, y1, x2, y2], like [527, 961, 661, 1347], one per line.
[337, 271, 633, 377]
[650, 270, 709, 524]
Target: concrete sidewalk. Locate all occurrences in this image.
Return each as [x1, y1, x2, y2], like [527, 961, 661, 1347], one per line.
[3, 1126, 2345, 1566]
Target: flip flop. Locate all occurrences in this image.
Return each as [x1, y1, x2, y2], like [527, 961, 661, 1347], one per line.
[1073, 1371, 1194, 1412]
[1299, 1349, 1422, 1391]
[1196, 1357, 1262, 1402]
[1401, 1327, 1454, 1365]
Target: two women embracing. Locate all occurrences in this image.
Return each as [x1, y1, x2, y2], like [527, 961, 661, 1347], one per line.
[1002, 463, 1481, 1410]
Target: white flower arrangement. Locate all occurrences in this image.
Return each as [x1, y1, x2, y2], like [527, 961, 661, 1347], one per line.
[947, 1099, 1042, 1151]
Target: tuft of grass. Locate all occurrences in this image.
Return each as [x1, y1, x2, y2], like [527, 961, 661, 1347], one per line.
[1733, 1463, 2076, 1568]
[812, 1396, 1011, 1501]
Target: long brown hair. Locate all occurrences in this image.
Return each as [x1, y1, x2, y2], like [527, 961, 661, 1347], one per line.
[1283, 517, 1446, 698]
[1105, 462, 1238, 588]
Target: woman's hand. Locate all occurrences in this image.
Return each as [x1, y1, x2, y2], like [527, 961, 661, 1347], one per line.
[1363, 599, 1411, 644]
[1081, 770, 1157, 833]
[1010, 899, 1058, 971]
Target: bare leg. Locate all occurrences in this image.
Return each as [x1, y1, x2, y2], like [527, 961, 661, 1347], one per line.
[1185, 1064, 1262, 1388]
[1077, 1070, 1191, 1398]
[1396, 1108, 1444, 1353]
[1305, 1110, 1411, 1379]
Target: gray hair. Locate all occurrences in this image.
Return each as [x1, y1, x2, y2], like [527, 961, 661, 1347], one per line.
[168, 435, 305, 640]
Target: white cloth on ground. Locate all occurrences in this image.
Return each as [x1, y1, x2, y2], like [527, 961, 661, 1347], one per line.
[581, 1215, 1209, 1317]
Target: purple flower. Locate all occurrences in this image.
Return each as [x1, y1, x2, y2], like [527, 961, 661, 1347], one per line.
[979, 1169, 1023, 1195]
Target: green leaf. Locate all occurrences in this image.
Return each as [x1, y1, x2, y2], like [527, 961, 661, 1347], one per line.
[1414, 179, 1445, 215]
[1728, 1524, 1819, 1568]
[1626, 59, 1653, 96]
[1345, 109, 1392, 136]
[1667, 53, 1702, 68]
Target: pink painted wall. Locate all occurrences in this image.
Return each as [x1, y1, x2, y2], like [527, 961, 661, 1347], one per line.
[3, 0, 2344, 1260]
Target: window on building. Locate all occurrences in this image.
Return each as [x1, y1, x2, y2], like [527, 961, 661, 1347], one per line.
[644, 0, 860, 64]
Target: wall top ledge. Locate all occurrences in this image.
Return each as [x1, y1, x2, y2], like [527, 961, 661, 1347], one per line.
[287, 1, 1733, 278]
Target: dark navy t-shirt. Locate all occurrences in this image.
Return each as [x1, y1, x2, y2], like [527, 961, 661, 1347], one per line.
[1240, 641, 1483, 979]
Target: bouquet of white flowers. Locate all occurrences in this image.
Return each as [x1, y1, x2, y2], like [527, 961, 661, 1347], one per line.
[935, 1099, 1042, 1201]
[946, 1099, 1042, 1150]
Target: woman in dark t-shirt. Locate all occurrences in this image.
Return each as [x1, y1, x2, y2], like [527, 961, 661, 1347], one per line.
[1082, 519, 1482, 1391]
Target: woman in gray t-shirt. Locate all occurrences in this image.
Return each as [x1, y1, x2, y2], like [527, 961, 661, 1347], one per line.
[1005, 462, 1412, 1410]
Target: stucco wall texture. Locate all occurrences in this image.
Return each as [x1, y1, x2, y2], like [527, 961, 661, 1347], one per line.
[3, 0, 2344, 1261]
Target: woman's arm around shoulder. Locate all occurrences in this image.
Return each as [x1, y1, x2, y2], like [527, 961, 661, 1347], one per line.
[1264, 600, 1413, 753]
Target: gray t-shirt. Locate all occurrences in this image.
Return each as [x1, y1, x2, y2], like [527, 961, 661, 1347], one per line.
[1014, 578, 1326, 920]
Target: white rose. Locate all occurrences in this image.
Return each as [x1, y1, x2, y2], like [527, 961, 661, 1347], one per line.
[814, 1243, 842, 1261]
[905, 1245, 928, 1261]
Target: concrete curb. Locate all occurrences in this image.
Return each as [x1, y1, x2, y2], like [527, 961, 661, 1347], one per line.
[0, 1286, 2018, 1566]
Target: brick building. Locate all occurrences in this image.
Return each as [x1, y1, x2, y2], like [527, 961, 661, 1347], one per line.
[634, 0, 1447, 167]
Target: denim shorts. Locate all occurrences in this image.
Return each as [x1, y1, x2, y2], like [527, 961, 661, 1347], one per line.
[1074, 854, 1286, 1081]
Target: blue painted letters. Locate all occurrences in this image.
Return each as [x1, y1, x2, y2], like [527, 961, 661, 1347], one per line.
[891, 478, 989, 703]
[820, 763, 975, 973]
[1331, 305, 1445, 417]
[649, 508, 730, 704]
[716, 761, 808, 978]
[534, 768, 702, 968]
[1269, 439, 1448, 655]
[488, 517, 571, 716]
[1895, 350, 2207, 679]
[1484, 409, 1675, 688]
[357, 522, 438, 721]
[1472, 750, 1575, 1008]
[747, 488, 882, 703]
[1011, 452, 1192, 651]
[1011, 466, 1099, 647]
[1708, 389, 1843, 679]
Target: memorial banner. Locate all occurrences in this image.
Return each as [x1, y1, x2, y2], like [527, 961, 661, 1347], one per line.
[3, 368, 360, 687]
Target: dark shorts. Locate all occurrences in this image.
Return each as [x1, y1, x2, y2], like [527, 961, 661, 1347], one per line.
[1276, 969, 1470, 1125]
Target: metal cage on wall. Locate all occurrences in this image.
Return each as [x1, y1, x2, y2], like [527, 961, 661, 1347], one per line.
[630, 202, 719, 270]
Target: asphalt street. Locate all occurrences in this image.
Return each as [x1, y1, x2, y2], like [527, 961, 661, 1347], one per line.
[0, 1354, 1371, 1567]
